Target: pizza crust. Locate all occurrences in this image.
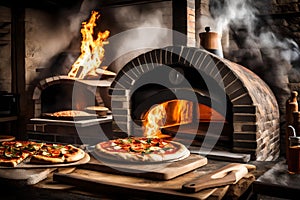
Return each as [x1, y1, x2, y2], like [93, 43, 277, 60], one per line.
[30, 154, 65, 164]
[64, 145, 86, 162]
[0, 156, 28, 167]
[52, 110, 91, 117]
[30, 144, 86, 164]
[94, 138, 190, 163]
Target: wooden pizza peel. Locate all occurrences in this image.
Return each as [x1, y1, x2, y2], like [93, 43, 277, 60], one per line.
[52, 162, 256, 200]
[0, 168, 57, 186]
[78, 153, 208, 180]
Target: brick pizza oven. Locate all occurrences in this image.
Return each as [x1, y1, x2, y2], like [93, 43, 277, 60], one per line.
[1, 0, 298, 162]
[32, 76, 105, 117]
[109, 46, 280, 161]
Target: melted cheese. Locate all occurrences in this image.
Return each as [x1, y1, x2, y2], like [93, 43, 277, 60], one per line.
[149, 146, 161, 151]
[113, 146, 122, 150]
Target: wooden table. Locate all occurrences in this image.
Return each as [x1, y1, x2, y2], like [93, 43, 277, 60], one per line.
[0, 156, 272, 200]
[252, 159, 300, 199]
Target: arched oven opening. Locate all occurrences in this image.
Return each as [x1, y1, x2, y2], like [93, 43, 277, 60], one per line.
[130, 65, 234, 150]
[41, 82, 96, 114]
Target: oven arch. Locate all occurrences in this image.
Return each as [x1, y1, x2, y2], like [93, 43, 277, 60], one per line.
[109, 46, 280, 161]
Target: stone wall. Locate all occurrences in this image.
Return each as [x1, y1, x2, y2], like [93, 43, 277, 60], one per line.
[0, 6, 11, 92]
[25, 1, 173, 120]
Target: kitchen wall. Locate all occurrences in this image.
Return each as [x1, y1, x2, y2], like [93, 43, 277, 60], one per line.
[0, 6, 11, 92]
[24, 1, 174, 118]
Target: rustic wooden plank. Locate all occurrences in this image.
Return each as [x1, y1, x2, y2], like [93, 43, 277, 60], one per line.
[225, 173, 255, 199]
[53, 169, 230, 200]
[0, 168, 56, 186]
[52, 161, 257, 199]
[79, 154, 208, 180]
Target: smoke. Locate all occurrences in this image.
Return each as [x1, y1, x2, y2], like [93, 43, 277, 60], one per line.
[259, 32, 300, 63]
[112, 5, 170, 45]
[68, 0, 98, 33]
[29, 1, 174, 76]
[211, 0, 258, 35]
[103, 5, 173, 72]
[209, 0, 300, 66]
[207, 0, 300, 144]
[206, 0, 300, 105]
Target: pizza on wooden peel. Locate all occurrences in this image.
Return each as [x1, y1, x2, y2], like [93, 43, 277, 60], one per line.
[0, 141, 85, 167]
[94, 137, 190, 163]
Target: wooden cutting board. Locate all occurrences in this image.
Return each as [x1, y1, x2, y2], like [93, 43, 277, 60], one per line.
[52, 162, 255, 200]
[79, 154, 208, 180]
[53, 168, 230, 200]
[0, 168, 56, 186]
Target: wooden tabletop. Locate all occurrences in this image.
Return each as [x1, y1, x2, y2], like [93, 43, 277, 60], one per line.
[24, 160, 258, 199]
[0, 155, 277, 200]
[253, 159, 300, 199]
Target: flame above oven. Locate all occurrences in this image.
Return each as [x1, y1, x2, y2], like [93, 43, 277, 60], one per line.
[68, 11, 110, 79]
[143, 100, 193, 138]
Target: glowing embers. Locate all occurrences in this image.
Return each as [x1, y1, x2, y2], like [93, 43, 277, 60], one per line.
[143, 100, 226, 138]
[68, 11, 110, 79]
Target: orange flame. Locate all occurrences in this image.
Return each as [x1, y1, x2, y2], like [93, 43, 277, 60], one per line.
[143, 104, 167, 138]
[68, 11, 110, 79]
[143, 100, 193, 138]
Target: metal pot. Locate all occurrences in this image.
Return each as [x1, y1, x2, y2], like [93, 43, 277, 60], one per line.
[199, 27, 223, 58]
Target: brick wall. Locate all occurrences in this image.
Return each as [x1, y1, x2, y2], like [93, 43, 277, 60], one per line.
[172, 0, 196, 46]
[187, 0, 196, 47]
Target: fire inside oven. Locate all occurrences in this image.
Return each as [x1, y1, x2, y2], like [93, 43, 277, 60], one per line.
[130, 66, 233, 150]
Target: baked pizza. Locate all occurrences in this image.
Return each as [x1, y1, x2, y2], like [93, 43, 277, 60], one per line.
[0, 141, 85, 167]
[94, 137, 190, 163]
[30, 143, 85, 164]
[51, 110, 91, 117]
[0, 141, 44, 167]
